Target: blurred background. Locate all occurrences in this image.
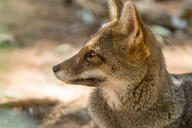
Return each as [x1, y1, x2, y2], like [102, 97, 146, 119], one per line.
[0, 0, 192, 128]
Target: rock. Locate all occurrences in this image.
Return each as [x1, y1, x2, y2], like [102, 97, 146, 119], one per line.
[78, 10, 96, 24]
[0, 108, 39, 128]
[171, 16, 188, 29]
[74, 0, 108, 20]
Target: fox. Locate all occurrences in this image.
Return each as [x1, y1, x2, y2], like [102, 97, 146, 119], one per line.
[53, 0, 192, 127]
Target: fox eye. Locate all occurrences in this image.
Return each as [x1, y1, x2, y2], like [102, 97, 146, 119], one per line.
[87, 50, 98, 58]
[85, 50, 104, 64]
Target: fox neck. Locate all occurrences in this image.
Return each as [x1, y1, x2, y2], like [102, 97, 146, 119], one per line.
[101, 53, 172, 117]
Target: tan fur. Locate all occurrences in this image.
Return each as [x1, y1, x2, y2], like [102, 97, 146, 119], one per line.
[108, 0, 124, 20]
[53, 0, 192, 128]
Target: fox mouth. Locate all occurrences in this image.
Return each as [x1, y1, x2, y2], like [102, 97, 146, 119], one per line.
[71, 77, 105, 82]
[54, 70, 106, 86]
[69, 77, 106, 86]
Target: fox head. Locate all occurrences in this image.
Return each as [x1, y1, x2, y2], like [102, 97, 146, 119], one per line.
[53, 0, 163, 87]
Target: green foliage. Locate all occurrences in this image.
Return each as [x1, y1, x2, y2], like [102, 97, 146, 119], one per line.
[151, 25, 172, 37]
[0, 23, 14, 49]
[0, 41, 12, 49]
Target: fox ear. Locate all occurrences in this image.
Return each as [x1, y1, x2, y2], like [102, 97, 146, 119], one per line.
[119, 1, 145, 35]
[108, 0, 124, 20]
[118, 2, 150, 60]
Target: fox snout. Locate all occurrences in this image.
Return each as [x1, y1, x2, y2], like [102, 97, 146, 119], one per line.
[53, 54, 106, 86]
[52, 65, 61, 73]
[53, 56, 76, 84]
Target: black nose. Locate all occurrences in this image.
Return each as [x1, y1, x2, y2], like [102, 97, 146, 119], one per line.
[53, 65, 61, 72]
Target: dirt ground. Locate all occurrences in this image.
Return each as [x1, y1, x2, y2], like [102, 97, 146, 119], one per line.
[0, 0, 192, 128]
